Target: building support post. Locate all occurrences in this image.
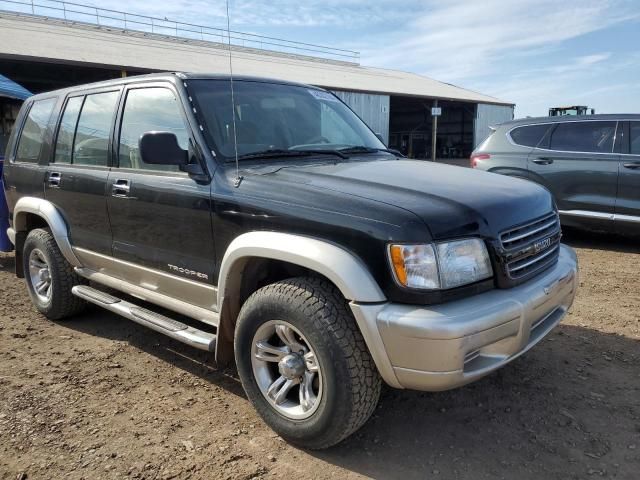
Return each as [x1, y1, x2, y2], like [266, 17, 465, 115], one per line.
[431, 99, 438, 162]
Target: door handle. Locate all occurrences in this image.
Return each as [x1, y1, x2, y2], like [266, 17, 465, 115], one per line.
[622, 162, 640, 169]
[532, 157, 554, 165]
[48, 172, 61, 188]
[111, 178, 131, 197]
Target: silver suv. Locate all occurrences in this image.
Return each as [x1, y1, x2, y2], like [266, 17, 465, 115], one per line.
[471, 115, 640, 235]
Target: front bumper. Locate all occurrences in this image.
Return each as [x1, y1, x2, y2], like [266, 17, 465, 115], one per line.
[351, 244, 578, 391]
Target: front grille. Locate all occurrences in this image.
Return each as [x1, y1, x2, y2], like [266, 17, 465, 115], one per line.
[498, 211, 561, 282]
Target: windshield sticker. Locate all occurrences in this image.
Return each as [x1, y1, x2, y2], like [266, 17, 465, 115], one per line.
[308, 89, 338, 102]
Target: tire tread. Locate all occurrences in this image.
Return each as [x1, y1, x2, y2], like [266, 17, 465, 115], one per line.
[237, 276, 381, 448]
[24, 228, 86, 320]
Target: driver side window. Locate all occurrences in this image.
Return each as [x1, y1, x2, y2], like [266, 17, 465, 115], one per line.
[118, 87, 189, 171]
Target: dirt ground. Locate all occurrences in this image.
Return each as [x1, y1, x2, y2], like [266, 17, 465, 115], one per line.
[1, 229, 639, 480]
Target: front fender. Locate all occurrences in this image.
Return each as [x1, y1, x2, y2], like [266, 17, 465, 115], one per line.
[217, 231, 386, 306]
[214, 232, 394, 381]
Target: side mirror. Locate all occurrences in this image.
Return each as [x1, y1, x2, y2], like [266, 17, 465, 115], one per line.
[375, 132, 386, 146]
[139, 131, 188, 165]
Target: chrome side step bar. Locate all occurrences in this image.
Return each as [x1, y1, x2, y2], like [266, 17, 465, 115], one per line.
[72, 285, 217, 352]
[74, 267, 219, 327]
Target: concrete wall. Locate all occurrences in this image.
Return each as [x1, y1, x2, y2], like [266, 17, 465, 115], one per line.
[475, 103, 514, 147]
[331, 90, 390, 144]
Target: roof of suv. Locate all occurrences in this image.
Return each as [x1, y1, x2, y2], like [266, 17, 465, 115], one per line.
[499, 113, 640, 128]
[27, 72, 321, 100]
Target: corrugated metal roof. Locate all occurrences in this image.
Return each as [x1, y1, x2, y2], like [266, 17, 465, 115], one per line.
[0, 74, 32, 100]
[0, 12, 511, 106]
[297, 64, 512, 106]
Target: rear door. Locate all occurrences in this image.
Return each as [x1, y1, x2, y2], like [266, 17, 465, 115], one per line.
[615, 121, 640, 234]
[105, 83, 216, 307]
[527, 120, 619, 230]
[45, 88, 121, 254]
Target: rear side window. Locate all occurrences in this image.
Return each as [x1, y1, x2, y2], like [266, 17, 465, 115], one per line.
[509, 124, 550, 147]
[118, 87, 188, 171]
[630, 122, 640, 155]
[15, 98, 57, 162]
[54, 96, 84, 164]
[73, 91, 119, 167]
[549, 121, 616, 153]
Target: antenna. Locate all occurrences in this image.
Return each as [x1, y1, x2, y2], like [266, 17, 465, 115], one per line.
[225, 0, 241, 187]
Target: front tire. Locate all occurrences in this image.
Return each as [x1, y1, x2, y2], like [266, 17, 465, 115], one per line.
[234, 277, 382, 449]
[22, 228, 87, 320]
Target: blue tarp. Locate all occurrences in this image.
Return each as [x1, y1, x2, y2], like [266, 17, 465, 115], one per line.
[0, 74, 32, 101]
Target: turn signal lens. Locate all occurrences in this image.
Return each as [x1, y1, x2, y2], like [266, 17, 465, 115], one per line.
[389, 244, 439, 289]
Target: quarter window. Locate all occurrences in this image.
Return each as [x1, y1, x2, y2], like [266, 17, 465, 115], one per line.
[509, 124, 550, 148]
[73, 91, 119, 167]
[549, 121, 617, 153]
[630, 122, 640, 155]
[53, 96, 84, 164]
[15, 98, 57, 162]
[118, 87, 188, 171]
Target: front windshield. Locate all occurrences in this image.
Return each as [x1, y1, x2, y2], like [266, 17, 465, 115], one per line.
[187, 79, 385, 160]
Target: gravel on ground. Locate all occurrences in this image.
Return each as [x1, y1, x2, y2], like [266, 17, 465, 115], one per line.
[1, 229, 638, 480]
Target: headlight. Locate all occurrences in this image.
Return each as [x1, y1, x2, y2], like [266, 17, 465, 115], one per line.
[389, 238, 492, 290]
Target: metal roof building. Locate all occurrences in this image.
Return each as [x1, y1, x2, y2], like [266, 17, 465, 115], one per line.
[0, 0, 514, 161]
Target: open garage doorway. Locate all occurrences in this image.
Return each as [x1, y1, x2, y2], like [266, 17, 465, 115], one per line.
[388, 96, 476, 164]
[0, 58, 151, 94]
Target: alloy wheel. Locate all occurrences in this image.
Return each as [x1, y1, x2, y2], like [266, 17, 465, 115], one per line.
[251, 320, 323, 420]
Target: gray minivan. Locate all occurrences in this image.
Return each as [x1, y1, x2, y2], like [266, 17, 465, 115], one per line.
[471, 115, 640, 235]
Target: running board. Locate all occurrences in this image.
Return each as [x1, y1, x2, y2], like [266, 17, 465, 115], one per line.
[71, 285, 216, 352]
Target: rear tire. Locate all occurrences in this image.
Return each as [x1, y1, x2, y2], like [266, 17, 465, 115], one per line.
[234, 276, 381, 449]
[22, 228, 87, 320]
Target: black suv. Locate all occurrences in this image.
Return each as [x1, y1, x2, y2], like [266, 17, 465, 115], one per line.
[3, 73, 578, 448]
[471, 115, 640, 235]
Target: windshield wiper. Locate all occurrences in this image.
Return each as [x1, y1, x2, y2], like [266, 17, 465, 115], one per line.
[296, 149, 348, 159]
[339, 146, 404, 157]
[237, 149, 310, 160]
[237, 149, 347, 161]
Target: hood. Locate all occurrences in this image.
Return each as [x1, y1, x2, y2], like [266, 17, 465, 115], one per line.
[257, 158, 554, 240]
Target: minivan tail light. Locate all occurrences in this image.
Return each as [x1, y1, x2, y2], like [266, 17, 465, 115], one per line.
[470, 153, 490, 168]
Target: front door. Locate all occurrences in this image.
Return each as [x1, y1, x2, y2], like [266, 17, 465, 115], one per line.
[528, 120, 619, 231]
[44, 89, 121, 254]
[105, 84, 216, 308]
[615, 121, 640, 235]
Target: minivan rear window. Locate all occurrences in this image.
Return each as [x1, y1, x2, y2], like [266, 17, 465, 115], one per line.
[549, 121, 616, 153]
[15, 98, 57, 163]
[509, 124, 550, 148]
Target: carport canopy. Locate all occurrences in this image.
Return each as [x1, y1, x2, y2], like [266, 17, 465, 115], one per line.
[0, 73, 32, 100]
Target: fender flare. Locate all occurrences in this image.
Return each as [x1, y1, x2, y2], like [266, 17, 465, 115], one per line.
[217, 231, 386, 307]
[11, 197, 82, 267]
[214, 232, 394, 378]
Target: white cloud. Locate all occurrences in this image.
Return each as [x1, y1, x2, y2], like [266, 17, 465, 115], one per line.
[98, 0, 410, 28]
[72, 0, 640, 116]
[473, 51, 640, 116]
[359, 0, 638, 82]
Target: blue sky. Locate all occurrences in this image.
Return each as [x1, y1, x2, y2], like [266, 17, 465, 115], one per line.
[102, 0, 640, 118]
